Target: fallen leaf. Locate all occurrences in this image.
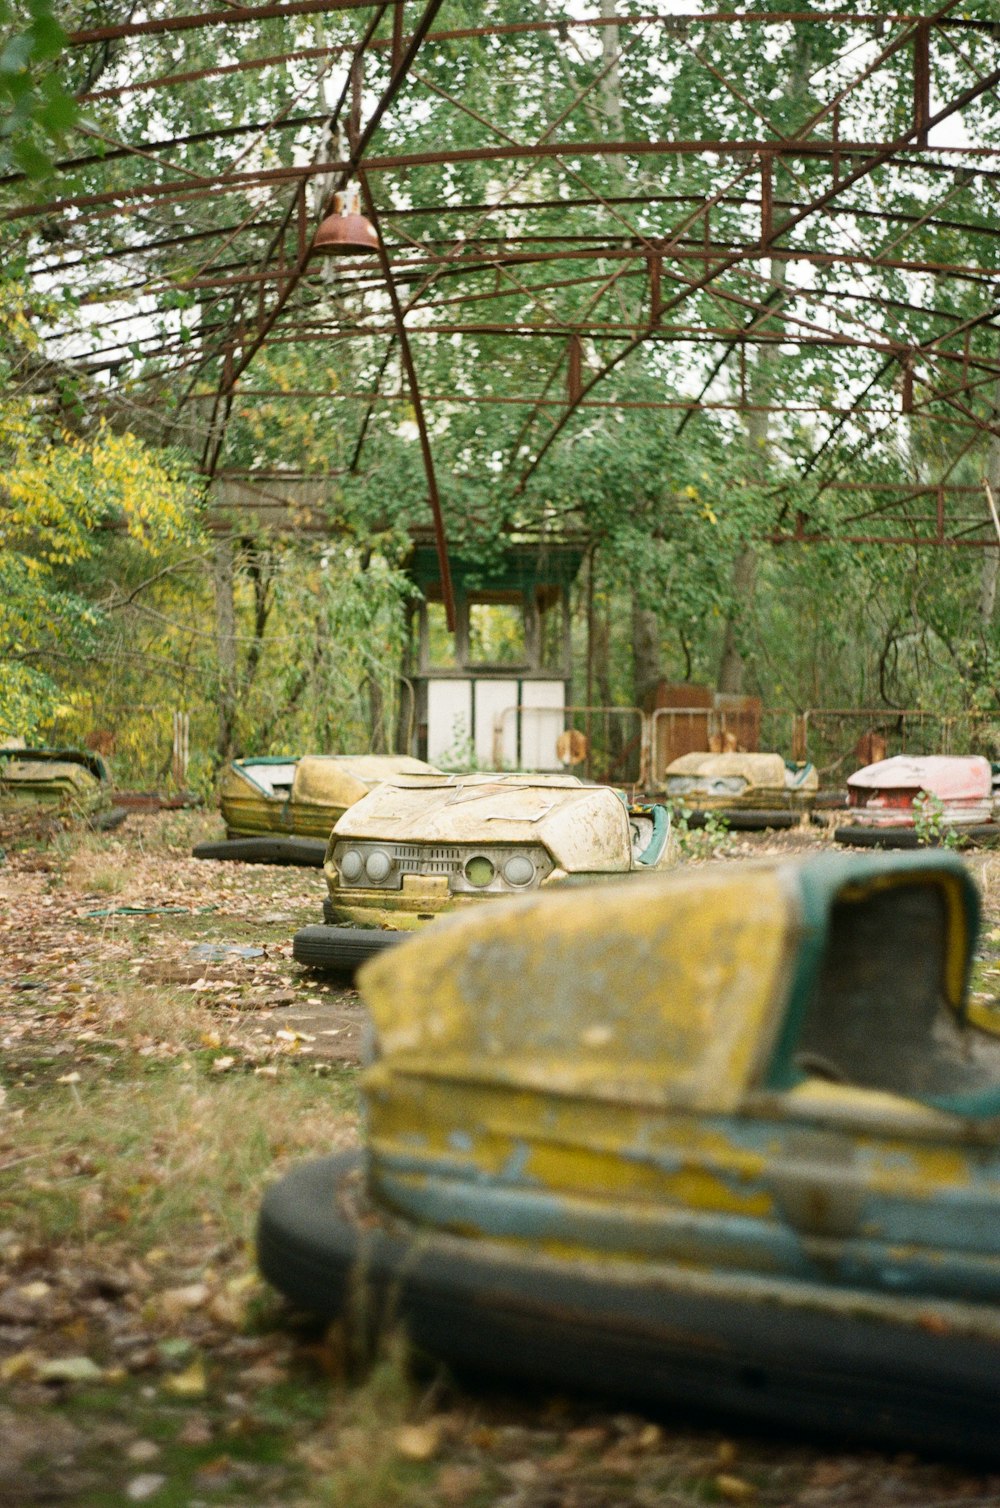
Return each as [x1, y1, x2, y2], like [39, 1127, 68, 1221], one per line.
[177, 1416, 213, 1447]
[126, 1441, 161, 1464]
[715, 1474, 757, 1503]
[18, 1280, 51, 1302]
[0, 1349, 41, 1381]
[158, 1282, 209, 1320]
[436, 1464, 482, 1503]
[163, 1356, 207, 1397]
[37, 1356, 103, 1384]
[395, 1420, 443, 1462]
[211, 1056, 235, 1073]
[126, 1474, 166, 1502]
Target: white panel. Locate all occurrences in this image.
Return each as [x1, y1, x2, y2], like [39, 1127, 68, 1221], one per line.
[473, 679, 520, 769]
[519, 681, 566, 771]
[427, 679, 473, 766]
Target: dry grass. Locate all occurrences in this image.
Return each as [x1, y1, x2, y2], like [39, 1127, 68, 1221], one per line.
[2, 816, 1000, 1507]
[4, 1067, 356, 1256]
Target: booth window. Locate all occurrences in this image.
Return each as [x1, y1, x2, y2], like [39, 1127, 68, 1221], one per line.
[468, 601, 526, 666]
[425, 603, 457, 667]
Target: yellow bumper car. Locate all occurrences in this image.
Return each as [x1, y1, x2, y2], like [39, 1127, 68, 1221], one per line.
[193, 754, 437, 867]
[0, 747, 125, 831]
[262, 850, 1000, 1458]
[293, 772, 673, 973]
[663, 751, 818, 829]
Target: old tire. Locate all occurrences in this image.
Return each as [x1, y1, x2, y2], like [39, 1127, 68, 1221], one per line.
[293, 924, 402, 977]
[834, 823, 1000, 850]
[258, 1153, 1000, 1462]
[192, 837, 327, 866]
[686, 808, 800, 832]
[89, 805, 128, 833]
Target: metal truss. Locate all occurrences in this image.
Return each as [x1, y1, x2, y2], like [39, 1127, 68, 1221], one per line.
[5, 1, 1000, 585]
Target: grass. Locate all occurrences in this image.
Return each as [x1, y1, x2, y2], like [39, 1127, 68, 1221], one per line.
[3, 1063, 357, 1255]
[3, 815, 999, 1507]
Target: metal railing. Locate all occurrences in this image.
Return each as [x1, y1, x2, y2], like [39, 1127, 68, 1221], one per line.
[493, 704, 649, 787]
[492, 700, 1000, 788]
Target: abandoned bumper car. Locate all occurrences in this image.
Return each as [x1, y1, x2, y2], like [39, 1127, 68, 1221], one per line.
[835, 754, 999, 849]
[0, 746, 126, 831]
[292, 772, 673, 974]
[193, 754, 437, 867]
[662, 751, 818, 830]
[261, 851, 1000, 1457]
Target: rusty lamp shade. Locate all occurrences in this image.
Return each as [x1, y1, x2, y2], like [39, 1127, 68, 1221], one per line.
[313, 189, 379, 255]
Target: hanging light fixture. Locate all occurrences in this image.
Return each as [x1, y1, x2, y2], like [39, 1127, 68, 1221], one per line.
[313, 184, 379, 255]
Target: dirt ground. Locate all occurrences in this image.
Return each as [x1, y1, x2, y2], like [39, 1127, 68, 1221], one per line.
[2, 808, 1000, 1507]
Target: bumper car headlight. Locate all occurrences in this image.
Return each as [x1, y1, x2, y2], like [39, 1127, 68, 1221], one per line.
[365, 849, 393, 883]
[464, 855, 496, 888]
[339, 848, 364, 882]
[503, 853, 535, 887]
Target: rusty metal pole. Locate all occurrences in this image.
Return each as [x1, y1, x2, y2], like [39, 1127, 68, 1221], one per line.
[360, 170, 456, 633]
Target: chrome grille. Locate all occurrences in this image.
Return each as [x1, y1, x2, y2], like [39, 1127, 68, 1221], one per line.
[332, 839, 553, 892]
[391, 844, 463, 875]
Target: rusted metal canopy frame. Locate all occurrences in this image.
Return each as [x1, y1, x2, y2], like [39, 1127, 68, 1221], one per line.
[58, 239, 1000, 363]
[359, 169, 454, 631]
[197, 0, 446, 480]
[7, 137, 999, 231]
[194, 0, 456, 634]
[70, 9, 1000, 88]
[10, 4, 999, 552]
[512, 6, 997, 487]
[193, 1, 394, 471]
[59, 236, 1000, 362]
[27, 178, 1000, 285]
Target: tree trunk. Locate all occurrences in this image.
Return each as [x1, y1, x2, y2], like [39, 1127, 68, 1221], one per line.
[632, 599, 663, 708]
[716, 33, 811, 695]
[367, 671, 387, 753]
[599, 1, 668, 705]
[718, 546, 758, 694]
[213, 536, 239, 763]
[717, 339, 773, 695]
[979, 395, 1000, 630]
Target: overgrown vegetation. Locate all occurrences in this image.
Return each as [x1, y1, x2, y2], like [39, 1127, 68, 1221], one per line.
[1, 3, 998, 778]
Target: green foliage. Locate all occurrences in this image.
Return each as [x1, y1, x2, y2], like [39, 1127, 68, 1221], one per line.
[0, 0, 78, 177]
[3, 5, 1000, 770]
[912, 792, 960, 851]
[666, 801, 731, 860]
[0, 283, 201, 739]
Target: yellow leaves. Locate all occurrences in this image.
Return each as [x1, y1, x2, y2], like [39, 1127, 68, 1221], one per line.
[1, 412, 197, 562]
[162, 1357, 208, 1398]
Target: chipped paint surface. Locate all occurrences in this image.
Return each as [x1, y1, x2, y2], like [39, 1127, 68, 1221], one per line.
[0, 751, 109, 813]
[845, 755, 993, 827]
[220, 754, 436, 839]
[332, 777, 634, 872]
[357, 853, 1000, 1307]
[323, 776, 674, 922]
[664, 752, 818, 807]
